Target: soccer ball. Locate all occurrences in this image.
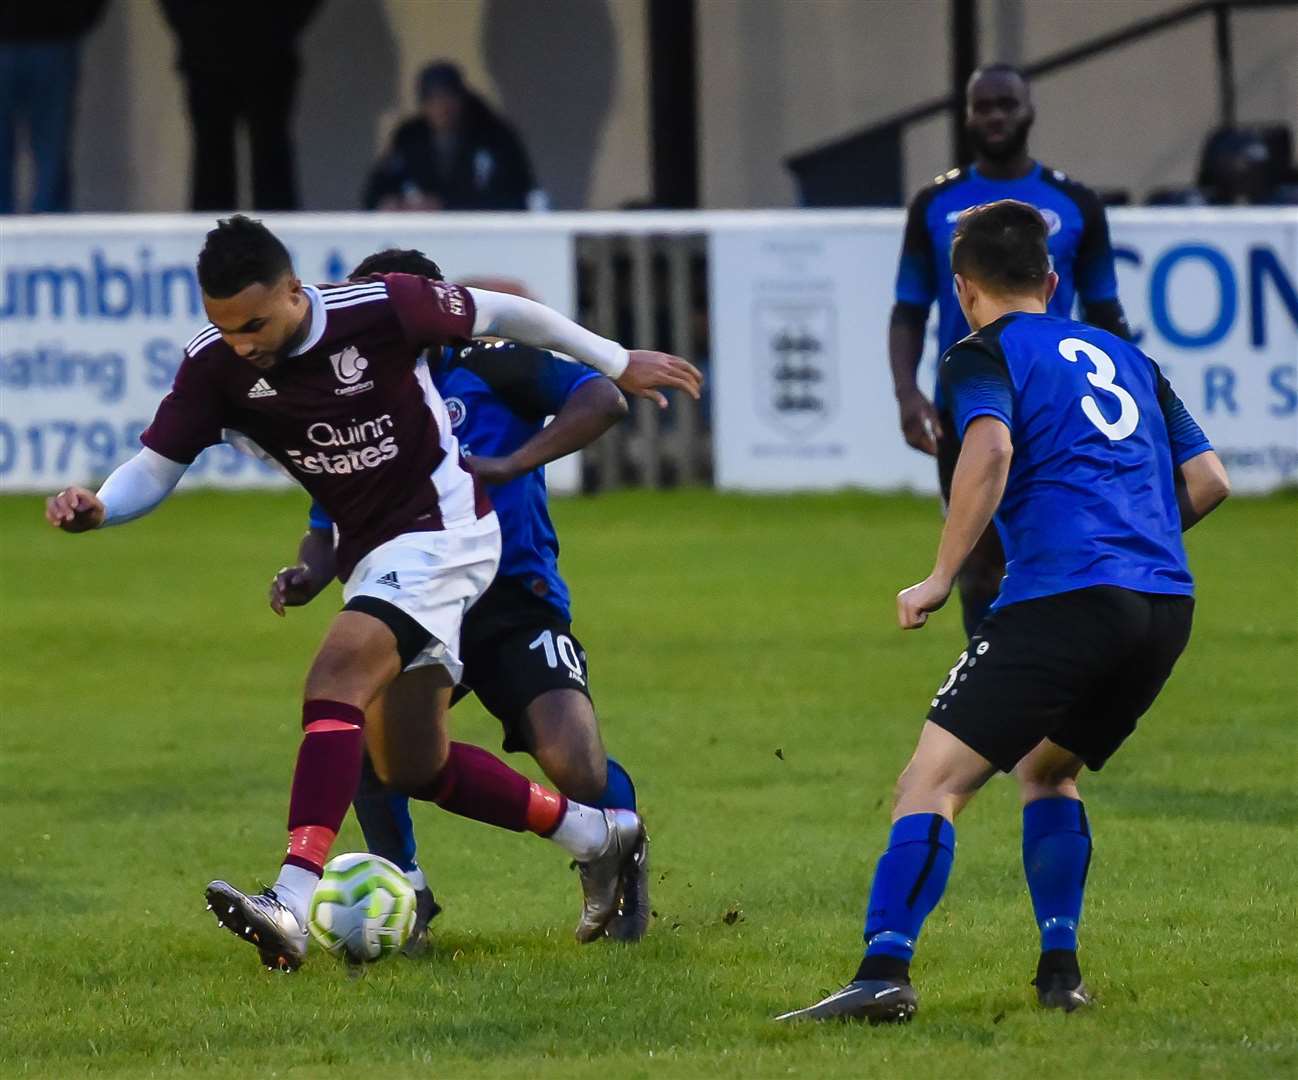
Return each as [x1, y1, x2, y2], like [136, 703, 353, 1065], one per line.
[307, 853, 417, 963]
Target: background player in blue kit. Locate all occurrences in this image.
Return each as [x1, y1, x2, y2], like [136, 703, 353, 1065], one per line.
[780, 200, 1230, 1025]
[890, 63, 1133, 638]
[270, 249, 651, 947]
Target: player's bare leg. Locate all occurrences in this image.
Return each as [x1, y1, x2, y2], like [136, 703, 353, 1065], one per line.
[207, 610, 402, 971]
[891, 720, 996, 821]
[1014, 739, 1093, 1011]
[525, 691, 650, 942]
[364, 665, 454, 790]
[778, 723, 995, 1023]
[525, 690, 607, 803]
[369, 674, 645, 945]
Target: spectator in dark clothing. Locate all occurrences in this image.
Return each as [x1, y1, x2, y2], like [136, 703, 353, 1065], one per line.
[1201, 128, 1298, 206]
[1147, 125, 1298, 206]
[364, 61, 537, 211]
[160, 0, 320, 211]
[0, 0, 107, 213]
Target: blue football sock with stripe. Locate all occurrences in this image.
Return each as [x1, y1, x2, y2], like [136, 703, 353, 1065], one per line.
[590, 756, 637, 811]
[857, 813, 956, 979]
[352, 752, 419, 874]
[1022, 796, 1091, 953]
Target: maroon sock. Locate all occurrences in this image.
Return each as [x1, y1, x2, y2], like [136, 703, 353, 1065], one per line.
[411, 741, 546, 833]
[283, 699, 366, 874]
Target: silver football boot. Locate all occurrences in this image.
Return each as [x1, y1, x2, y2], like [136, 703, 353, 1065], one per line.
[205, 880, 308, 972]
[574, 809, 644, 943]
[774, 980, 918, 1024]
[605, 827, 651, 942]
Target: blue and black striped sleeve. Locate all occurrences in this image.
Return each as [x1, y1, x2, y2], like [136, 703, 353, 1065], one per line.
[894, 193, 938, 312]
[939, 340, 1014, 438]
[1151, 359, 1213, 465]
[459, 342, 601, 423]
[1072, 184, 1120, 305]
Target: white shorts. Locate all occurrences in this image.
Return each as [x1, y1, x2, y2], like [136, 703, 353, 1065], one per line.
[343, 513, 501, 682]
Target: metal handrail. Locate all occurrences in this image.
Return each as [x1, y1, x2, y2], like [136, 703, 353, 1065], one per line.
[786, 0, 1297, 176]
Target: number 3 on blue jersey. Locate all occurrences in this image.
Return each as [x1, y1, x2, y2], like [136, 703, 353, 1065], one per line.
[1059, 337, 1140, 441]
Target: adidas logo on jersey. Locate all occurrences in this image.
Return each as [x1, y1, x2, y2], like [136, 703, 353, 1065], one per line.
[247, 379, 277, 399]
[375, 571, 401, 589]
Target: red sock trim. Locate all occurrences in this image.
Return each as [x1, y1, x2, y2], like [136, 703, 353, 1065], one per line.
[284, 825, 337, 875]
[303, 698, 365, 729]
[304, 717, 361, 734]
[526, 783, 568, 837]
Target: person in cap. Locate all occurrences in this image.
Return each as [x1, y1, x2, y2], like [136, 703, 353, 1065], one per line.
[363, 60, 537, 211]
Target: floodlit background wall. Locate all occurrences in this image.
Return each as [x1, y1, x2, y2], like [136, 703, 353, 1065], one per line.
[67, 0, 1298, 212]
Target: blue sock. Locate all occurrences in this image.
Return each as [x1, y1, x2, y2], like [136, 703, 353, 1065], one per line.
[352, 753, 419, 873]
[859, 813, 956, 974]
[1022, 796, 1091, 953]
[590, 756, 637, 812]
[382, 793, 419, 873]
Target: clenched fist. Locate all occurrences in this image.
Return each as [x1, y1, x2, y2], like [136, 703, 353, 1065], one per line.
[45, 486, 106, 533]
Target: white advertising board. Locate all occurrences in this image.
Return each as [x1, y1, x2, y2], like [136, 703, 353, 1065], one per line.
[0, 214, 575, 493]
[4, 209, 1294, 498]
[710, 209, 1298, 494]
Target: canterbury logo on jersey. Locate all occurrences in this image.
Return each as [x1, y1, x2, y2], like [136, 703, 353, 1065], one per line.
[247, 378, 277, 398]
[329, 346, 374, 396]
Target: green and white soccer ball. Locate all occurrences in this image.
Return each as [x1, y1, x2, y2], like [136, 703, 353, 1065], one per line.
[307, 853, 417, 963]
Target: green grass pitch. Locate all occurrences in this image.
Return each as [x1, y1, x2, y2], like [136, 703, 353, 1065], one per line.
[1, 489, 1294, 1078]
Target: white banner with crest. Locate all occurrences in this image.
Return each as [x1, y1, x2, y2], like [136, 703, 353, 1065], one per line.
[711, 209, 1298, 494]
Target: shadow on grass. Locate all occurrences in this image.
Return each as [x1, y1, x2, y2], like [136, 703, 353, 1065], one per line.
[1098, 783, 1298, 827]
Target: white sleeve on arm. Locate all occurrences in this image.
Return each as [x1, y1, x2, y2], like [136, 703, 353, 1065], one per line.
[96, 447, 189, 526]
[466, 288, 629, 379]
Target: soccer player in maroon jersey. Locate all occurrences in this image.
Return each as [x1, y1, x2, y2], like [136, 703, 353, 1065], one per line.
[44, 215, 702, 971]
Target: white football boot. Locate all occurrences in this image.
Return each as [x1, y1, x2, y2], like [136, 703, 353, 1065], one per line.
[205, 880, 308, 972]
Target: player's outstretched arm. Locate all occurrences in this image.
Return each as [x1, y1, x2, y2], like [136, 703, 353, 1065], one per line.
[466, 288, 702, 408]
[269, 525, 337, 616]
[469, 376, 629, 486]
[45, 448, 188, 533]
[1175, 451, 1230, 531]
[898, 416, 1012, 629]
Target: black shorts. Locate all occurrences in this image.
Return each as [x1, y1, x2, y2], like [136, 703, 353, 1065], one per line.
[927, 586, 1194, 772]
[454, 576, 592, 753]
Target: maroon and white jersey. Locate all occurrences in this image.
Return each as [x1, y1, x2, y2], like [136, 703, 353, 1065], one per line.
[142, 274, 492, 579]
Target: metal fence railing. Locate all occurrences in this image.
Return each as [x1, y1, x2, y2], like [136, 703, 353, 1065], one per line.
[576, 232, 711, 491]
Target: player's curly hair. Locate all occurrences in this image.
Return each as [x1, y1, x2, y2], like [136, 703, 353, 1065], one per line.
[349, 248, 444, 282]
[196, 215, 294, 298]
[950, 199, 1050, 294]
